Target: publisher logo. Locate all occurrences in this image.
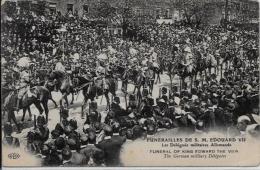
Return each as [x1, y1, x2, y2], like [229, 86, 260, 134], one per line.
[8, 153, 20, 159]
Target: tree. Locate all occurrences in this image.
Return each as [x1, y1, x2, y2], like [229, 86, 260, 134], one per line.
[95, 1, 116, 18]
[177, 0, 219, 27]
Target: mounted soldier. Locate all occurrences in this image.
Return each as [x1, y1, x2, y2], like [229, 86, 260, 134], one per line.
[16, 67, 37, 111]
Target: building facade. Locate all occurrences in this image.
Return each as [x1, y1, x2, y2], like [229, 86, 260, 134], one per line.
[3, 0, 259, 25]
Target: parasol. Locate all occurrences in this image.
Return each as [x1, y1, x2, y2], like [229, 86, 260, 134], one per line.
[17, 57, 31, 67]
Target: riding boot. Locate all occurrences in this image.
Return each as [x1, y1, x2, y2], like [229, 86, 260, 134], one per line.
[16, 99, 21, 111]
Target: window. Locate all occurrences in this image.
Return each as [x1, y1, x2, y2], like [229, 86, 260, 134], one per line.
[83, 4, 88, 13]
[67, 4, 73, 13]
[135, 8, 142, 16]
[156, 8, 161, 19]
[165, 9, 170, 19]
[49, 3, 56, 14]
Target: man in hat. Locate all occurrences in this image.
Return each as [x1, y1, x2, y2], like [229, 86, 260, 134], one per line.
[2, 122, 20, 147]
[161, 87, 168, 103]
[15, 67, 37, 111]
[80, 129, 105, 166]
[34, 115, 49, 148]
[55, 108, 71, 136]
[96, 125, 126, 166]
[67, 137, 88, 166]
[111, 96, 128, 117]
[61, 148, 74, 167]
[85, 101, 100, 124]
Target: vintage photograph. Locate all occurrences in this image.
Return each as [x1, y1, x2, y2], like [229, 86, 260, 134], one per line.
[1, 0, 259, 167]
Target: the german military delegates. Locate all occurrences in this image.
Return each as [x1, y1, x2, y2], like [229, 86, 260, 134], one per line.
[1, 4, 260, 167]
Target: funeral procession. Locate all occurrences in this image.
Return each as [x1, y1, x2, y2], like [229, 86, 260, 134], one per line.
[1, 0, 259, 167]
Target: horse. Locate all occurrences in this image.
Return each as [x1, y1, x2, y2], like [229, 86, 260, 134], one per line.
[2, 86, 51, 132]
[246, 48, 258, 67]
[49, 70, 74, 107]
[144, 67, 155, 95]
[205, 54, 218, 75]
[114, 66, 146, 104]
[73, 75, 117, 120]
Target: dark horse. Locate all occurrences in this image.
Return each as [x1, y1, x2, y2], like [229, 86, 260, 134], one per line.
[49, 70, 74, 107]
[116, 66, 146, 105]
[73, 76, 117, 119]
[2, 86, 51, 132]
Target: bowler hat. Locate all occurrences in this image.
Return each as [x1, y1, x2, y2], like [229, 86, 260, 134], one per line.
[113, 96, 120, 103]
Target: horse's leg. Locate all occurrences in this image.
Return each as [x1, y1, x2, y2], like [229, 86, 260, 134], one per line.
[220, 65, 223, 78]
[137, 87, 142, 106]
[179, 77, 182, 91]
[27, 107, 32, 121]
[34, 101, 44, 115]
[81, 96, 88, 119]
[8, 110, 21, 133]
[158, 73, 161, 84]
[70, 91, 74, 105]
[50, 97, 58, 108]
[150, 80, 154, 95]
[190, 76, 193, 89]
[60, 92, 69, 108]
[42, 100, 49, 122]
[21, 108, 27, 122]
[133, 85, 136, 94]
[65, 93, 69, 107]
[104, 90, 110, 111]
